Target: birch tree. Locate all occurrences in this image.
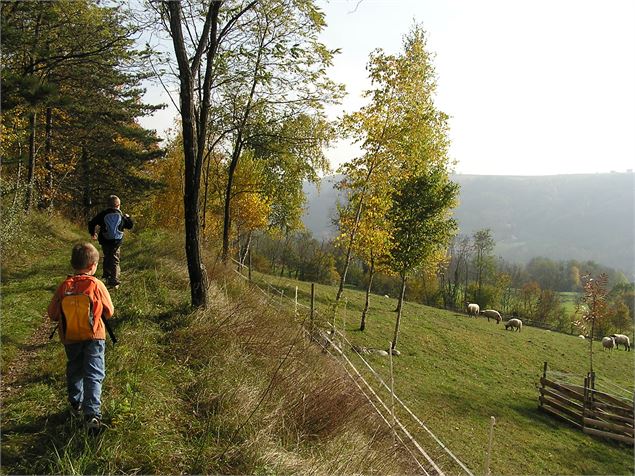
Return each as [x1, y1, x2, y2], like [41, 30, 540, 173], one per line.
[335, 24, 451, 305]
[388, 168, 458, 352]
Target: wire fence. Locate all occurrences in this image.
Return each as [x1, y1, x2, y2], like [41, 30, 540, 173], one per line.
[229, 259, 477, 476]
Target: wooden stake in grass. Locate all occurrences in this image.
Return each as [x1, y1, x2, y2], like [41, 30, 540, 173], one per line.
[389, 341, 395, 432]
[310, 283, 315, 331]
[294, 286, 298, 317]
[484, 416, 496, 476]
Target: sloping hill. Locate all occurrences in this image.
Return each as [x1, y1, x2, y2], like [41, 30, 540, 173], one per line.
[303, 173, 635, 277]
[0, 214, 415, 475]
[251, 271, 635, 475]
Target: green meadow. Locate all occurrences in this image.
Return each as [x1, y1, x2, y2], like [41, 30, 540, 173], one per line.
[250, 271, 635, 475]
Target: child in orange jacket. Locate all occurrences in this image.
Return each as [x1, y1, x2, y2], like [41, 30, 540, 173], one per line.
[48, 243, 114, 431]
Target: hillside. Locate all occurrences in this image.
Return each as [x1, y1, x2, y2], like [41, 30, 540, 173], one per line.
[303, 173, 635, 277]
[253, 271, 635, 475]
[0, 214, 415, 475]
[2, 214, 633, 475]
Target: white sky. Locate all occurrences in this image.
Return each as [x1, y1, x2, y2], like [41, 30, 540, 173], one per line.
[140, 0, 635, 176]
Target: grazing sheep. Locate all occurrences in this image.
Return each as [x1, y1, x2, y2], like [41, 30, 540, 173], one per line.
[579, 335, 586, 339]
[504, 318, 522, 332]
[609, 334, 631, 351]
[481, 309, 501, 324]
[467, 303, 480, 317]
[602, 336, 616, 351]
[384, 295, 390, 298]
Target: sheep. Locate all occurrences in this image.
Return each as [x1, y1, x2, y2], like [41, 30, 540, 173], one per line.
[504, 318, 522, 332]
[578, 335, 586, 339]
[467, 303, 480, 317]
[481, 309, 501, 324]
[609, 334, 631, 351]
[602, 336, 616, 351]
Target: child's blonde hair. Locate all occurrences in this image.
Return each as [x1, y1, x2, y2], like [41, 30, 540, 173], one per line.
[108, 195, 121, 208]
[71, 243, 99, 270]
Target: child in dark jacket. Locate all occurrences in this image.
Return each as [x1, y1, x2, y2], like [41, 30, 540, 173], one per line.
[48, 242, 114, 431]
[88, 195, 133, 288]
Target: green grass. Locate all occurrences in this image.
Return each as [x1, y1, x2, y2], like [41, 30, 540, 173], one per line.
[559, 291, 581, 315]
[1, 215, 414, 475]
[1, 213, 84, 373]
[249, 271, 635, 476]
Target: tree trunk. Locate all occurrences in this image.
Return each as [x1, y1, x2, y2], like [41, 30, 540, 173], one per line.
[240, 230, 252, 266]
[464, 261, 469, 307]
[43, 106, 53, 208]
[391, 273, 407, 351]
[222, 144, 240, 263]
[222, 29, 263, 263]
[335, 195, 365, 303]
[25, 111, 37, 211]
[360, 257, 375, 331]
[167, 0, 213, 308]
[12, 141, 24, 207]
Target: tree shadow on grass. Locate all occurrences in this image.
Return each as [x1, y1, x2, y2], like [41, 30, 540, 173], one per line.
[2, 262, 67, 284]
[1, 409, 80, 472]
[151, 304, 194, 333]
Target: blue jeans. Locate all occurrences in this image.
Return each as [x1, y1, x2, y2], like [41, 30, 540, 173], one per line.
[64, 340, 106, 417]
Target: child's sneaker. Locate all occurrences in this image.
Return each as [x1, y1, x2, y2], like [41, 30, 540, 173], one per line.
[70, 401, 82, 417]
[85, 415, 101, 433]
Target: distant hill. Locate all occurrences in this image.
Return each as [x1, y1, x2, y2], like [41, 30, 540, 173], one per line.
[302, 173, 635, 278]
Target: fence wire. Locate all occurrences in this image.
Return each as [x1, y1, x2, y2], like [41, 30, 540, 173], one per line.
[230, 261, 476, 476]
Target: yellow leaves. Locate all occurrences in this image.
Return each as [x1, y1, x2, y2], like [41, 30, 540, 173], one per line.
[232, 191, 270, 232]
[141, 143, 184, 231]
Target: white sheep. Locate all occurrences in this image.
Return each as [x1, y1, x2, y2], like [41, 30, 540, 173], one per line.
[578, 335, 586, 339]
[467, 303, 480, 317]
[481, 309, 501, 324]
[504, 318, 522, 332]
[602, 336, 616, 351]
[609, 334, 631, 351]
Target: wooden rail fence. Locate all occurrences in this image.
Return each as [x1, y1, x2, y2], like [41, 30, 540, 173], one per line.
[538, 362, 634, 445]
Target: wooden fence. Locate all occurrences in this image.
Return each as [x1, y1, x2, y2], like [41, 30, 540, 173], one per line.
[538, 362, 634, 445]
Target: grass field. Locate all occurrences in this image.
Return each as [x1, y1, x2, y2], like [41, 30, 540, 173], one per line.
[248, 271, 635, 476]
[1, 216, 416, 475]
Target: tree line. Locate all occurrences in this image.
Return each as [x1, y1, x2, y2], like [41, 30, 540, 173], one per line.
[3, 1, 630, 345]
[248, 227, 634, 339]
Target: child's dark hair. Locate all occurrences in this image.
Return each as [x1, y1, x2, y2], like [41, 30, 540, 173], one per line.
[71, 243, 99, 270]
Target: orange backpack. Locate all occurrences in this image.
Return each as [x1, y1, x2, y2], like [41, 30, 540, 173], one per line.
[60, 277, 99, 341]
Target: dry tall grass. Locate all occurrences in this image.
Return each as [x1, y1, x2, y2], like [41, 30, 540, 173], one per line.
[169, 268, 419, 474]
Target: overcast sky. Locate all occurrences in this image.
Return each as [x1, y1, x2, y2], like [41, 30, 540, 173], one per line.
[141, 0, 635, 176]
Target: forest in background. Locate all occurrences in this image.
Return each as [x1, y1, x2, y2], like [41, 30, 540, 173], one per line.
[2, 0, 632, 342]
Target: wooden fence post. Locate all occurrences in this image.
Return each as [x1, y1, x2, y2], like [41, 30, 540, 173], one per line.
[484, 416, 496, 476]
[248, 249, 252, 282]
[310, 283, 315, 331]
[582, 374, 589, 431]
[389, 341, 396, 433]
[294, 286, 298, 317]
[539, 362, 548, 409]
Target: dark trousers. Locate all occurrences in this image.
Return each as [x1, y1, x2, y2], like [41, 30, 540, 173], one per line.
[101, 242, 121, 285]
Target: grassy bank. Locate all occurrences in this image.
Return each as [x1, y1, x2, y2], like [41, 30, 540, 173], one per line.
[249, 271, 635, 475]
[1, 213, 415, 475]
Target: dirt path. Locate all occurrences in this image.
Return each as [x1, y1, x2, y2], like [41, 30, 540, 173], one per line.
[1, 317, 56, 401]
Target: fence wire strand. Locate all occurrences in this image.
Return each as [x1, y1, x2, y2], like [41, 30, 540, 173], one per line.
[229, 262, 475, 476]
